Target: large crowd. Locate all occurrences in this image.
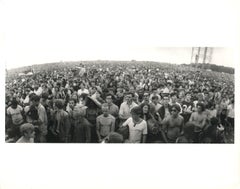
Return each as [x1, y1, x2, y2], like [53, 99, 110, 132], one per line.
[5, 61, 234, 143]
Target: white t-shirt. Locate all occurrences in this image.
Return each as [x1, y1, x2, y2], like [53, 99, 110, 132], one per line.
[16, 136, 34, 143]
[227, 104, 234, 118]
[77, 89, 89, 96]
[34, 87, 43, 96]
[123, 117, 147, 143]
[7, 105, 24, 125]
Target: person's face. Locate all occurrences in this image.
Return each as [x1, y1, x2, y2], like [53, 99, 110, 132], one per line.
[171, 95, 177, 103]
[117, 92, 123, 97]
[186, 94, 191, 101]
[95, 91, 100, 98]
[32, 100, 39, 107]
[197, 105, 203, 113]
[198, 93, 203, 100]
[102, 106, 109, 115]
[152, 98, 158, 104]
[126, 95, 132, 103]
[91, 88, 96, 94]
[143, 93, 149, 101]
[222, 109, 227, 115]
[143, 105, 149, 114]
[53, 103, 58, 111]
[11, 103, 17, 109]
[25, 130, 35, 139]
[72, 94, 78, 101]
[163, 97, 169, 105]
[106, 96, 112, 104]
[129, 87, 135, 93]
[69, 100, 75, 109]
[171, 108, 178, 116]
[131, 112, 139, 121]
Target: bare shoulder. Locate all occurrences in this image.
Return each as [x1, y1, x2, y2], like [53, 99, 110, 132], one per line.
[163, 116, 170, 123]
[109, 114, 116, 120]
[178, 115, 184, 121]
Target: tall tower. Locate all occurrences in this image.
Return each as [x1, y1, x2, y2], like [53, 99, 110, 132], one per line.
[191, 47, 213, 64]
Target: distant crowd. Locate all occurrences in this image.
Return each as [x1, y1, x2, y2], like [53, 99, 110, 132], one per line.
[5, 62, 234, 143]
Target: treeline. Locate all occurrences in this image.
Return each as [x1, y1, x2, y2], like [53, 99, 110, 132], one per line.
[183, 63, 234, 74]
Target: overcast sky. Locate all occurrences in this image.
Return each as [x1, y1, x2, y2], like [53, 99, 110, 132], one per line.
[2, 0, 238, 69]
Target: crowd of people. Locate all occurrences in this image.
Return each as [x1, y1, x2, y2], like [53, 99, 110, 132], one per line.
[5, 61, 234, 143]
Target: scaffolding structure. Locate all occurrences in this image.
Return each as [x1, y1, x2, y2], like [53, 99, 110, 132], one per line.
[191, 47, 213, 65]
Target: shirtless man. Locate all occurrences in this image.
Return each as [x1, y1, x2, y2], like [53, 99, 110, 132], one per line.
[188, 102, 207, 142]
[96, 103, 115, 143]
[162, 104, 184, 143]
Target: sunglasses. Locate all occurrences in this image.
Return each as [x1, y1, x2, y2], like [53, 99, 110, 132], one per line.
[171, 109, 177, 112]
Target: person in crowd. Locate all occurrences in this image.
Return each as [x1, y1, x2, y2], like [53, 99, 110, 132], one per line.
[51, 99, 71, 143]
[129, 86, 140, 104]
[16, 123, 35, 143]
[169, 93, 182, 113]
[6, 99, 25, 141]
[91, 89, 104, 106]
[158, 95, 171, 121]
[140, 92, 155, 114]
[77, 83, 89, 96]
[162, 104, 184, 143]
[105, 93, 119, 118]
[188, 102, 207, 143]
[181, 92, 194, 123]
[66, 98, 77, 141]
[150, 95, 162, 113]
[227, 98, 234, 134]
[33, 84, 43, 96]
[96, 103, 115, 143]
[102, 132, 124, 143]
[30, 95, 48, 142]
[205, 102, 217, 120]
[140, 103, 164, 143]
[119, 92, 138, 125]
[149, 88, 161, 103]
[121, 106, 147, 143]
[72, 106, 91, 143]
[201, 117, 225, 143]
[114, 87, 125, 107]
[176, 122, 195, 143]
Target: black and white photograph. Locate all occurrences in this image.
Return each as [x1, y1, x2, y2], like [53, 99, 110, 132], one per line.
[5, 48, 235, 144]
[1, 0, 239, 189]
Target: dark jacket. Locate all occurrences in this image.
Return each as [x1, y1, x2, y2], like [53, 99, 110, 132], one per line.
[158, 104, 172, 120]
[52, 110, 71, 142]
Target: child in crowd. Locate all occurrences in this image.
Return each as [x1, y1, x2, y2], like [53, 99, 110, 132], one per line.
[16, 123, 35, 143]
